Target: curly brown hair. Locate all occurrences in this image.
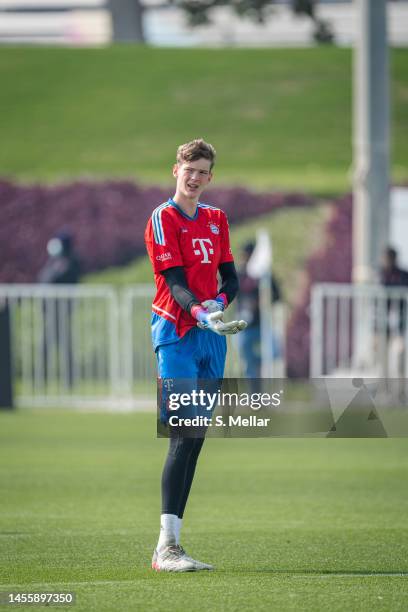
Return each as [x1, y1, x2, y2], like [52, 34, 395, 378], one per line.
[176, 138, 216, 170]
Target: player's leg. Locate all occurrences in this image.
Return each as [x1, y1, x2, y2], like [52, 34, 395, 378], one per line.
[159, 329, 226, 571]
[174, 328, 226, 520]
[154, 331, 212, 571]
[156, 336, 197, 543]
[174, 330, 228, 568]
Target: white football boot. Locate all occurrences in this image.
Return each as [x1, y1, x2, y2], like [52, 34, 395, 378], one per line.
[152, 545, 214, 572]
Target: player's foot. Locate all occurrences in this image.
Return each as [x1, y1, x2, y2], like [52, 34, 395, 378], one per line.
[152, 545, 196, 572]
[152, 545, 214, 572]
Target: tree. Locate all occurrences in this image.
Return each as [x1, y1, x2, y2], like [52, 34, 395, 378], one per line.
[175, 0, 335, 44]
[292, 0, 334, 44]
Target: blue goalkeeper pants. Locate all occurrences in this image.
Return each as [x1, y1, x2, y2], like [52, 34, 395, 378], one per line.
[157, 326, 227, 425]
[157, 326, 227, 379]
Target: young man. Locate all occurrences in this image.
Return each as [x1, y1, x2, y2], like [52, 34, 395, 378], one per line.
[145, 139, 246, 572]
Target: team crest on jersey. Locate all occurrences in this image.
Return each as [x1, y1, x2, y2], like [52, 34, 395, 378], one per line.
[208, 223, 219, 235]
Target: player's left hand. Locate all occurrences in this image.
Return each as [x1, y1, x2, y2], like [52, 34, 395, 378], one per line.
[214, 318, 248, 335]
[202, 313, 247, 335]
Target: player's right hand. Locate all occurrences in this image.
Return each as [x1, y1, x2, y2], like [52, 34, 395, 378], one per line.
[191, 306, 247, 336]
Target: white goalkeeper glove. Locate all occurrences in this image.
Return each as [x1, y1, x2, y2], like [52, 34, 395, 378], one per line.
[191, 304, 247, 336]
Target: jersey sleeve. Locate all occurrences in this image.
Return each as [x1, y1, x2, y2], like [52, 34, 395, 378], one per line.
[219, 211, 234, 265]
[145, 210, 184, 273]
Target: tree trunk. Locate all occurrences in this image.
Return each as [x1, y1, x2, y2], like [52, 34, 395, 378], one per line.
[108, 0, 145, 43]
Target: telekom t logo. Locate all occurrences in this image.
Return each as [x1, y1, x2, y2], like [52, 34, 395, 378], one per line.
[192, 238, 214, 264]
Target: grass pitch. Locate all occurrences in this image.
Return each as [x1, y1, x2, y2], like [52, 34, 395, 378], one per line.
[1, 409, 407, 611]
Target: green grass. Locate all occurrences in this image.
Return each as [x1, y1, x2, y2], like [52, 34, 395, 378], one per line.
[1, 46, 407, 193]
[84, 203, 328, 304]
[1, 409, 407, 611]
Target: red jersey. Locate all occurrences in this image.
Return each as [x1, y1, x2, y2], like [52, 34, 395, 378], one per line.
[145, 198, 234, 350]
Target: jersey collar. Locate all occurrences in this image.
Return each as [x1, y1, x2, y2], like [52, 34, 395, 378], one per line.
[168, 198, 199, 221]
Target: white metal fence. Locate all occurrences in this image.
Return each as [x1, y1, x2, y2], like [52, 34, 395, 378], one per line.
[311, 283, 408, 378]
[0, 285, 120, 408]
[0, 284, 269, 409]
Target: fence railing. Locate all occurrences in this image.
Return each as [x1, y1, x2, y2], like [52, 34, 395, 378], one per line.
[310, 283, 408, 378]
[0, 284, 120, 408]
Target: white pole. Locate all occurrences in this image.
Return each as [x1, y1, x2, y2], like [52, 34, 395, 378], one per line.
[259, 273, 273, 379]
[246, 230, 274, 379]
[310, 284, 324, 378]
[353, 0, 390, 284]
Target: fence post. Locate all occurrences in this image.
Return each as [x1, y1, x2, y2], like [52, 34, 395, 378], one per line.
[310, 284, 323, 378]
[0, 299, 13, 409]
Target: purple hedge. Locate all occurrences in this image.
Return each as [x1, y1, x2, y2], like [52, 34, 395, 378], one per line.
[286, 194, 352, 377]
[0, 180, 313, 283]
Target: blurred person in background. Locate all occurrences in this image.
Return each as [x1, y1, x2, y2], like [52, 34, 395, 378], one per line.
[38, 231, 81, 285]
[379, 246, 408, 381]
[38, 231, 81, 388]
[236, 241, 281, 379]
[380, 246, 408, 292]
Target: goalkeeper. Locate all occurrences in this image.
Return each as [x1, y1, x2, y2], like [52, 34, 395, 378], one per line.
[144, 138, 246, 573]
